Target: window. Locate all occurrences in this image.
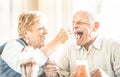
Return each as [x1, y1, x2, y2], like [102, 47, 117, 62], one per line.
[72, 0, 120, 41]
[0, 0, 21, 44]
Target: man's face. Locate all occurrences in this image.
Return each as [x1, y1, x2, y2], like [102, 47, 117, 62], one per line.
[26, 22, 48, 48]
[72, 12, 94, 46]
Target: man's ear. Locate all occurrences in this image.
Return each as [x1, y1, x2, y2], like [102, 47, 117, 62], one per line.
[93, 21, 99, 31]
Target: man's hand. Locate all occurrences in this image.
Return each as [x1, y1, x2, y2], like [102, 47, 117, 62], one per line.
[90, 69, 110, 77]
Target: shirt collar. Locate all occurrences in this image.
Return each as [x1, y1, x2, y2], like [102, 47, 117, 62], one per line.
[92, 36, 101, 49]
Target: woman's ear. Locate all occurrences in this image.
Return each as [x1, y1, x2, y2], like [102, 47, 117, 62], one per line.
[23, 31, 32, 43]
[23, 31, 27, 38]
[24, 30, 31, 38]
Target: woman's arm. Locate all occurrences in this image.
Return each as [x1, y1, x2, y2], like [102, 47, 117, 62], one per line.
[41, 28, 68, 56]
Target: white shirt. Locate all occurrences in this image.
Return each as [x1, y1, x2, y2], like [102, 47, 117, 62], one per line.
[1, 39, 47, 73]
[58, 37, 120, 77]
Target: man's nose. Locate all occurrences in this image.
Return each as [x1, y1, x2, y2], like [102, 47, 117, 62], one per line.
[43, 28, 48, 34]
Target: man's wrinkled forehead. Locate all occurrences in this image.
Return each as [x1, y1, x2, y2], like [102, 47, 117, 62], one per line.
[73, 11, 90, 22]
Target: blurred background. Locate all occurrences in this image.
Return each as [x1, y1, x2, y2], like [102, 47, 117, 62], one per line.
[0, 0, 120, 45]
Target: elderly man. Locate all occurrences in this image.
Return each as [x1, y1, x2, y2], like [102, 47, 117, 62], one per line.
[53, 10, 120, 77]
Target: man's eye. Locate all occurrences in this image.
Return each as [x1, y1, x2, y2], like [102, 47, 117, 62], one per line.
[39, 28, 44, 30]
[73, 27, 78, 31]
[77, 22, 85, 25]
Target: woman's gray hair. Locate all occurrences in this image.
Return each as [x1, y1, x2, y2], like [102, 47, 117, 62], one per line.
[18, 11, 47, 38]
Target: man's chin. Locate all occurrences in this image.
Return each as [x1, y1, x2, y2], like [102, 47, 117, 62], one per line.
[77, 42, 81, 45]
[77, 41, 84, 46]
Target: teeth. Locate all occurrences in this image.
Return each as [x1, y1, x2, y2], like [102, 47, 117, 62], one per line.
[74, 29, 83, 39]
[75, 31, 83, 39]
[75, 34, 81, 39]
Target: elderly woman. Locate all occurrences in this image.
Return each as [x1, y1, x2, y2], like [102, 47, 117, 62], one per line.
[0, 11, 68, 77]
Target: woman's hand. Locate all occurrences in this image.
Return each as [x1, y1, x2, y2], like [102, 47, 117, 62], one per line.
[55, 28, 68, 44]
[20, 46, 39, 77]
[44, 59, 59, 77]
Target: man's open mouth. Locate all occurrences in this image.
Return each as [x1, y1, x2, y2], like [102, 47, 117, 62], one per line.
[75, 31, 83, 39]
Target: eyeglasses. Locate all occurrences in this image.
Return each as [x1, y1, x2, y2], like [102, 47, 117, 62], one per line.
[38, 26, 47, 33]
[72, 21, 90, 26]
[33, 25, 47, 34]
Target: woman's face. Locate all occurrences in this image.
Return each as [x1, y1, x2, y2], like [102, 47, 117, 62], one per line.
[25, 22, 48, 48]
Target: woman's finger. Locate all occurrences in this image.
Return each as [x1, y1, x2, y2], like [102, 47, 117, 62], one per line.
[20, 64, 27, 77]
